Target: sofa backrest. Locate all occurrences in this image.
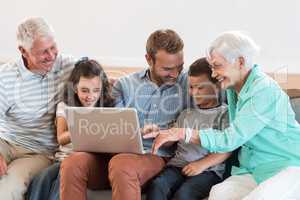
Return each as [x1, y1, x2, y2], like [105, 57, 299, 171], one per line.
[290, 98, 300, 123]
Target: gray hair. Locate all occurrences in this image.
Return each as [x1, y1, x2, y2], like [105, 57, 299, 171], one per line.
[207, 31, 260, 68]
[16, 17, 55, 50]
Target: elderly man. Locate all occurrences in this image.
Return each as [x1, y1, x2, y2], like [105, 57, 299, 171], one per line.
[0, 17, 74, 199]
[145, 31, 300, 199]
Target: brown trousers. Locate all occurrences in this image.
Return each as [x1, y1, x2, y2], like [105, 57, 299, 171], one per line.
[108, 153, 166, 200]
[60, 152, 111, 200]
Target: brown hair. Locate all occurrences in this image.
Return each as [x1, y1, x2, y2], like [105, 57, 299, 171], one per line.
[188, 58, 218, 84]
[146, 29, 184, 63]
[63, 58, 114, 107]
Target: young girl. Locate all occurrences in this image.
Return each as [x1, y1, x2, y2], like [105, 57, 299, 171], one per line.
[26, 58, 114, 200]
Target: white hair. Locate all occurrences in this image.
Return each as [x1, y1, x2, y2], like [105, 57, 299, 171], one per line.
[208, 31, 260, 68]
[16, 17, 55, 50]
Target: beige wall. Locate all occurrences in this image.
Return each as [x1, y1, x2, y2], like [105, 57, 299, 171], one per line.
[267, 73, 300, 90]
[0, 60, 298, 91]
[103, 66, 300, 90]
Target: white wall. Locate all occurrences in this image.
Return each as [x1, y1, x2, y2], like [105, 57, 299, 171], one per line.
[1, 0, 299, 73]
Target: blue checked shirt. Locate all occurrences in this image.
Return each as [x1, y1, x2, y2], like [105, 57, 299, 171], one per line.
[112, 69, 190, 157]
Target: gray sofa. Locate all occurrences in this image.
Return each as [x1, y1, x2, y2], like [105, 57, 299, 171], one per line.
[0, 60, 299, 200]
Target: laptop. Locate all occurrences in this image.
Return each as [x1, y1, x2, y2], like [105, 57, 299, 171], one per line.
[65, 107, 145, 154]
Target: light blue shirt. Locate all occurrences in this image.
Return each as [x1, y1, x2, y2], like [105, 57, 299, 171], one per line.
[200, 65, 300, 183]
[0, 55, 74, 154]
[112, 69, 190, 157]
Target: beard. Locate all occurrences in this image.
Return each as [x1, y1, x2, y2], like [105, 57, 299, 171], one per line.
[161, 76, 177, 85]
[150, 70, 177, 86]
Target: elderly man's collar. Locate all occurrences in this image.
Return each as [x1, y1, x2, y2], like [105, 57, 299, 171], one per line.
[19, 56, 59, 79]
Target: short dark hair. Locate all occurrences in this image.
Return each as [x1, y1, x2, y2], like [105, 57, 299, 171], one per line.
[63, 58, 114, 107]
[188, 57, 218, 84]
[146, 29, 184, 63]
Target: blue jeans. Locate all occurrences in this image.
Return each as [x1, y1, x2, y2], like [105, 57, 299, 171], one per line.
[146, 166, 221, 200]
[26, 162, 60, 200]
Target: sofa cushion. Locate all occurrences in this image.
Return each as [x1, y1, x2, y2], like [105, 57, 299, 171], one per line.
[290, 97, 300, 123]
[87, 190, 146, 200]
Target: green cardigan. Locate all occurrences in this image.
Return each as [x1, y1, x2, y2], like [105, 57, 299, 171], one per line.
[200, 65, 300, 183]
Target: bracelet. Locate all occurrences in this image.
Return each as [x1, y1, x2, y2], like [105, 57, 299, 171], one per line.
[184, 128, 193, 143]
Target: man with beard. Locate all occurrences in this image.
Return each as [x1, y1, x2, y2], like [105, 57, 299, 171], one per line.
[108, 29, 189, 200]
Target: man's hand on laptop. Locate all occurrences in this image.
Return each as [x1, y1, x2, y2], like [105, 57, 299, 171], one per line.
[141, 124, 160, 137]
[144, 128, 185, 154]
[0, 154, 7, 176]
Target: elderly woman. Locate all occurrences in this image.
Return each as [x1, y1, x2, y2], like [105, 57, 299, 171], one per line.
[144, 31, 300, 199]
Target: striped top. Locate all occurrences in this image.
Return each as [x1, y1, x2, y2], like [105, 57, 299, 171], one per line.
[0, 55, 74, 155]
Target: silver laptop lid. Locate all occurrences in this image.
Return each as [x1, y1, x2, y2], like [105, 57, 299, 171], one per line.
[65, 107, 144, 154]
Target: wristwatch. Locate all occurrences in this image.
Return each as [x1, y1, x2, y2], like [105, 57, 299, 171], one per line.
[184, 128, 193, 143]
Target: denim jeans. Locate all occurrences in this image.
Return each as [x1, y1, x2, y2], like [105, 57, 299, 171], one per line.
[146, 166, 221, 200]
[26, 162, 60, 200]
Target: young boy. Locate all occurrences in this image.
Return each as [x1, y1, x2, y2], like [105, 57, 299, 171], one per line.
[146, 58, 231, 200]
